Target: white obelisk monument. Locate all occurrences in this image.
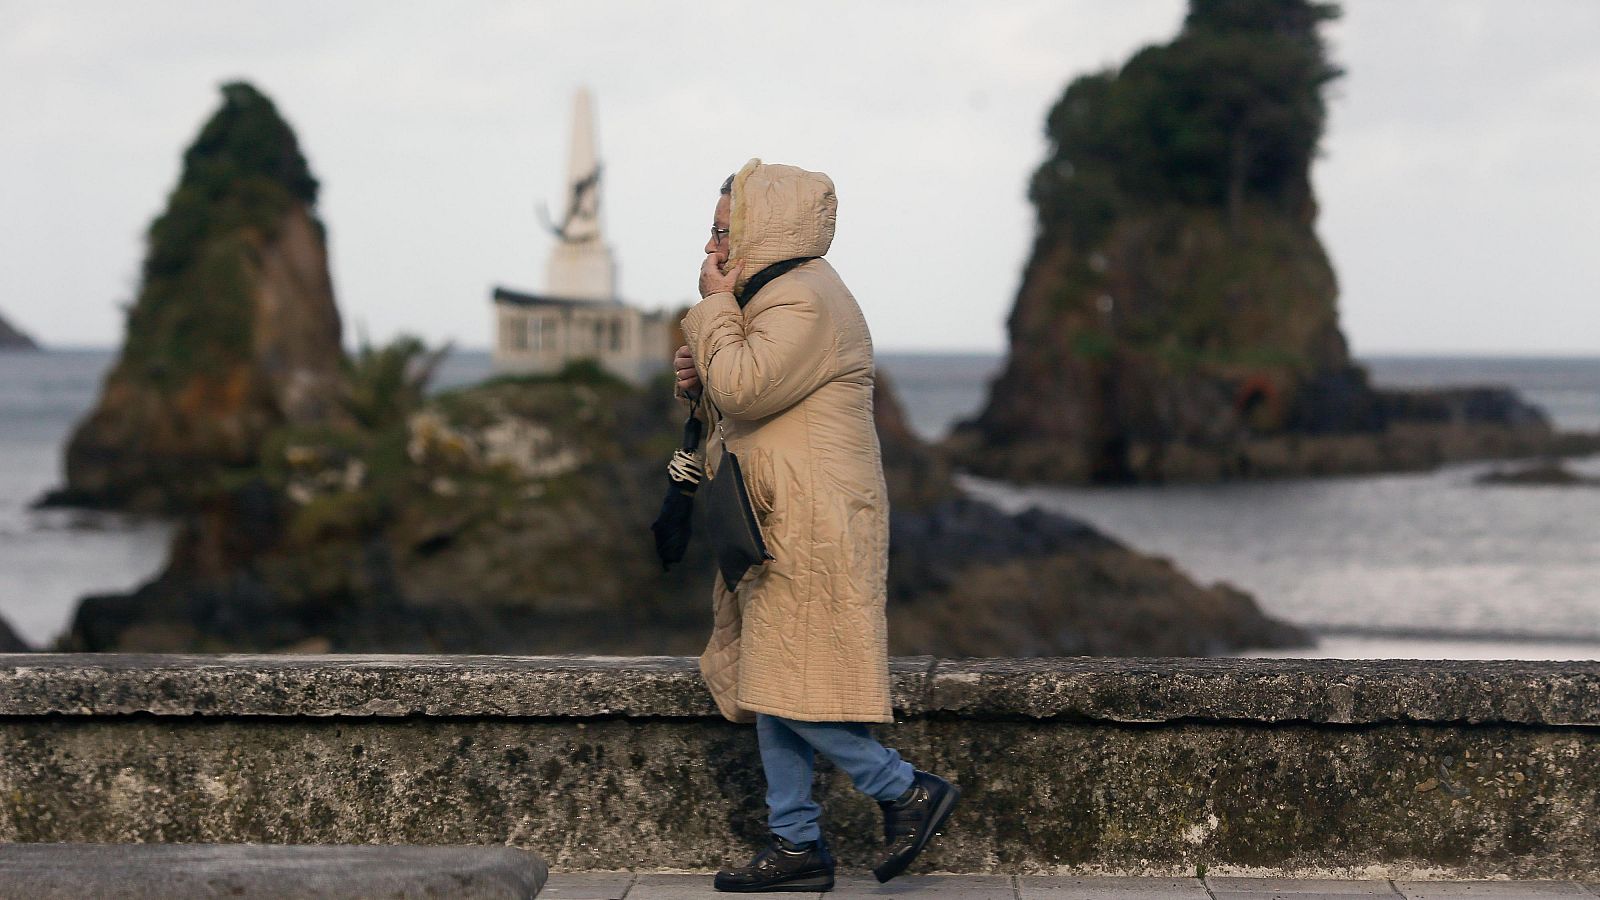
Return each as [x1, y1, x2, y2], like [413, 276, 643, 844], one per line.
[546, 88, 617, 301]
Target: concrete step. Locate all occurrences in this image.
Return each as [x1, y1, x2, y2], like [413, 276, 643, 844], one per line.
[0, 842, 548, 899]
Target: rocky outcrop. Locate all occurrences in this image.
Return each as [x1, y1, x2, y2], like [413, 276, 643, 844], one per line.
[61, 363, 1307, 657]
[0, 615, 29, 652]
[876, 374, 1306, 656]
[43, 82, 345, 512]
[948, 0, 1573, 484]
[0, 309, 39, 350]
[887, 498, 1305, 656]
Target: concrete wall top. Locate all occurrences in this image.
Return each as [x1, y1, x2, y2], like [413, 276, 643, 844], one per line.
[0, 654, 1597, 726]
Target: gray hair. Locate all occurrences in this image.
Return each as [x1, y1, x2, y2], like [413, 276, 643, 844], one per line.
[720, 173, 734, 195]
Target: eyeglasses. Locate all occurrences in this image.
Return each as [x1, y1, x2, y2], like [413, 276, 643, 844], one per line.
[709, 226, 730, 242]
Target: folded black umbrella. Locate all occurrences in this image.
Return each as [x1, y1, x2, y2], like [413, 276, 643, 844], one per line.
[650, 393, 705, 570]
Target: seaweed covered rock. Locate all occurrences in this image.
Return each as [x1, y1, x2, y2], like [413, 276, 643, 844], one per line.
[47, 82, 346, 512]
[950, 0, 1564, 483]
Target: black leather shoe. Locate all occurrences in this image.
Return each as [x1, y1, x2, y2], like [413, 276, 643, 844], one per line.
[713, 833, 835, 892]
[873, 769, 960, 883]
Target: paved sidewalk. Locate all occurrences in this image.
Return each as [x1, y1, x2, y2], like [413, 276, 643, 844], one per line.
[542, 873, 1600, 900]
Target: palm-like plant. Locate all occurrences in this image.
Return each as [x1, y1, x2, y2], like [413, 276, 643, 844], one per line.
[340, 333, 452, 430]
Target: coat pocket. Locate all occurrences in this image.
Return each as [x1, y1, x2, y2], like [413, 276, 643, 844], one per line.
[746, 447, 777, 518]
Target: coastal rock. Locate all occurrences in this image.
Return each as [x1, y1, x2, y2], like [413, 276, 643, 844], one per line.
[886, 496, 1306, 656]
[61, 364, 1306, 657]
[0, 614, 29, 652]
[61, 366, 715, 653]
[0, 309, 39, 351]
[948, 0, 1566, 484]
[45, 82, 346, 512]
[874, 370, 959, 513]
[875, 371, 1306, 656]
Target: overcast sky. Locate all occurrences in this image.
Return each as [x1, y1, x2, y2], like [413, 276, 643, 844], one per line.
[2, 1, 1597, 355]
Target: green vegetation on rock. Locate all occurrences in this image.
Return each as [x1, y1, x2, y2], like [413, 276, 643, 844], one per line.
[52, 81, 347, 512]
[1025, 0, 1344, 370]
[128, 82, 321, 388]
[341, 334, 451, 430]
[1033, 0, 1341, 244]
[953, 0, 1492, 483]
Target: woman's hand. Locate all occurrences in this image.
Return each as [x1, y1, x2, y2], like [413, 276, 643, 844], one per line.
[698, 250, 743, 299]
[674, 344, 701, 396]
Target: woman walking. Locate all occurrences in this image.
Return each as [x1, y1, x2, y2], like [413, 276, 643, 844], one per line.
[675, 159, 959, 891]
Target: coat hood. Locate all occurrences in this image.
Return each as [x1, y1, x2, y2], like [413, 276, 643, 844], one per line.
[727, 158, 836, 294]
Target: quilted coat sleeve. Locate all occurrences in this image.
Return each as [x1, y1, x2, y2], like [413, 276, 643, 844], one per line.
[679, 283, 836, 422]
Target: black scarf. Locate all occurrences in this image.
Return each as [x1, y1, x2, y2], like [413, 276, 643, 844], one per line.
[735, 257, 818, 308]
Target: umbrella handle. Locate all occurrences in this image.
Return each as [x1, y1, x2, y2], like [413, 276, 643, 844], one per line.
[681, 390, 704, 451]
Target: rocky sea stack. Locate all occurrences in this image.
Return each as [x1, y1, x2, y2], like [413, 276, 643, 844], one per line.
[949, 0, 1570, 484]
[0, 309, 39, 350]
[45, 82, 346, 512]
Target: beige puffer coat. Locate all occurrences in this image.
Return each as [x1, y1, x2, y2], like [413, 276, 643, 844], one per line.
[679, 158, 892, 724]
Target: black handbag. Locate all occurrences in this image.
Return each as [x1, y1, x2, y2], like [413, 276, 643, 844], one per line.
[702, 396, 774, 592]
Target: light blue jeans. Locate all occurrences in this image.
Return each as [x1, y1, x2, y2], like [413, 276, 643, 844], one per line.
[756, 713, 916, 846]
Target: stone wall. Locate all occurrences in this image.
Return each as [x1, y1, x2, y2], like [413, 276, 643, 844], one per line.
[0, 654, 1596, 877]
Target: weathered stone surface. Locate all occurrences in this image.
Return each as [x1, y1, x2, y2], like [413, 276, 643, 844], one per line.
[0, 656, 1597, 878]
[922, 658, 1600, 726]
[1, 655, 1595, 726]
[0, 654, 927, 718]
[0, 842, 546, 899]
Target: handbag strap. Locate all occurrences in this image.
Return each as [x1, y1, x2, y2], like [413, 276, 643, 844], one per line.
[693, 255, 819, 442]
[735, 256, 817, 308]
